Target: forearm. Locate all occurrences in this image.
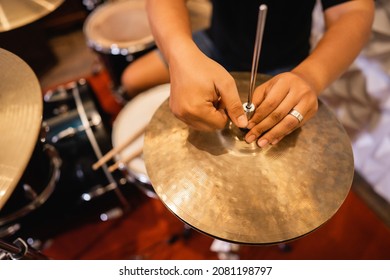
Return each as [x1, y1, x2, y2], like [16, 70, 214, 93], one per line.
[292, 0, 375, 95]
[146, 0, 196, 65]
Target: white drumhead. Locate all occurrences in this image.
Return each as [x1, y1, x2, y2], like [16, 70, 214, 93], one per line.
[112, 83, 170, 183]
[84, 0, 154, 54]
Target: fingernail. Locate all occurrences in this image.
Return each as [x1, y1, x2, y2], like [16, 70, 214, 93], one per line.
[246, 134, 256, 143]
[257, 139, 269, 148]
[237, 115, 248, 128]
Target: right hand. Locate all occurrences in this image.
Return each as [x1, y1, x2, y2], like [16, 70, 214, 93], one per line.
[168, 44, 248, 131]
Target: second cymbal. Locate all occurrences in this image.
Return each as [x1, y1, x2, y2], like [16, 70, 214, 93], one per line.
[144, 72, 354, 245]
[0, 48, 43, 210]
[0, 0, 64, 32]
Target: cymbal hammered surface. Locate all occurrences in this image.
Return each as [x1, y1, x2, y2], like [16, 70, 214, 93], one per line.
[144, 72, 354, 244]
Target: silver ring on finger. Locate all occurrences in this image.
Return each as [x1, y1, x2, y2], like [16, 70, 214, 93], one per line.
[288, 108, 303, 123]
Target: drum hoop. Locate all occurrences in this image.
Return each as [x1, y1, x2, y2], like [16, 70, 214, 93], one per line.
[71, 83, 118, 187]
[0, 144, 61, 226]
[112, 84, 170, 189]
[118, 164, 157, 199]
[121, 163, 150, 184]
[86, 37, 155, 55]
[83, 0, 154, 55]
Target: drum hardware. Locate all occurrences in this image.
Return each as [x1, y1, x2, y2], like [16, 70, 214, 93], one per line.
[0, 238, 48, 260]
[71, 80, 129, 209]
[0, 143, 62, 228]
[44, 84, 73, 103]
[99, 206, 123, 221]
[0, 0, 64, 32]
[49, 116, 102, 144]
[80, 182, 117, 202]
[43, 80, 89, 118]
[244, 4, 267, 117]
[82, 0, 105, 12]
[143, 72, 355, 245]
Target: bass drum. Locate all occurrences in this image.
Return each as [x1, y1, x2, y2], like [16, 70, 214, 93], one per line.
[111, 83, 170, 198]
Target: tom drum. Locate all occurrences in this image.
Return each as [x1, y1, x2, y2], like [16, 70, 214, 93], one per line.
[83, 0, 155, 99]
[111, 83, 170, 198]
[42, 79, 124, 205]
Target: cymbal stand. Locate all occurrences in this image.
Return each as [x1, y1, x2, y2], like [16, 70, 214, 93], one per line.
[243, 4, 267, 118]
[0, 238, 49, 260]
[229, 5, 267, 143]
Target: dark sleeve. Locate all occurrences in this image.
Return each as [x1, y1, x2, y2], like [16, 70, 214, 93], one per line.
[321, 0, 351, 10]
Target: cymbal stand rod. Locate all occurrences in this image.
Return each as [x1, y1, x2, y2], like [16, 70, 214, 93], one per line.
[244, 4, 267, 118]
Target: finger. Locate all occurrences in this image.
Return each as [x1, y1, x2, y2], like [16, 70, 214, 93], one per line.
[215, 76, 248, 128]
[245, 90, 299, 142]
[265, 114, 300, 141]
[256, 106, 305, 148]
[169, 84, 228, 131]
[248, 80, 290, 128]
[181, 104, 229, 131]
[201, 103, 229, 130]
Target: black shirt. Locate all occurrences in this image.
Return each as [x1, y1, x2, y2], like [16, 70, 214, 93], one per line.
[208, 0, 351, 72]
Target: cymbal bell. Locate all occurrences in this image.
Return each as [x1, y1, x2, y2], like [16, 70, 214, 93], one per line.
[0, 48, 43, 210]
[143, 72, 354, 245]
[0, 0, 64, 32]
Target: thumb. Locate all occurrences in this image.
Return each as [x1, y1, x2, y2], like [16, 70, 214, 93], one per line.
[215, 77, 248, 128]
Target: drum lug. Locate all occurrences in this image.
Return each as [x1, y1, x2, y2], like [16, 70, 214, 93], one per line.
[50, 116, 102, 143]
[51, 126, 80, 143]
[99, 207, 123, 221]
[82, 0, 104, 12]
[80, 182, 117, 202]
[126, 54, 135, 62]
[44, 84, 74, 103]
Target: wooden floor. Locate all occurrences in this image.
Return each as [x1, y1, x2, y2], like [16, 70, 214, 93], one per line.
[40, 185, 390, 260]
[3, 70, 388, 260]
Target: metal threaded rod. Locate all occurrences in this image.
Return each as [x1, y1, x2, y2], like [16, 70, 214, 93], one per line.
[246, 4, 267, 111]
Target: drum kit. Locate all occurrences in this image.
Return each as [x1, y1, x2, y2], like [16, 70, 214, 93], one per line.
[0, 0, 354, 259]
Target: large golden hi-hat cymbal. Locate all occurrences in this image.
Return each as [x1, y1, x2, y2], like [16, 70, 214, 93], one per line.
[0, 48, 43, 210]
[0, 0, 64, 32]
[144, 72, 354, 245]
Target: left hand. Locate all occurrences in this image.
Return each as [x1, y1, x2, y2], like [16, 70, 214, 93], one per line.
[244, 72, 319, 147]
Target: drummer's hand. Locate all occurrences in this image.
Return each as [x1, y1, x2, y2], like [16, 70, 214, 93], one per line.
[245, 72, 319, 147]
[168, 47, 248, 131]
